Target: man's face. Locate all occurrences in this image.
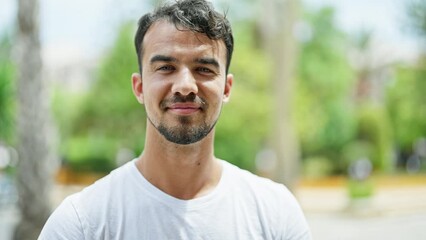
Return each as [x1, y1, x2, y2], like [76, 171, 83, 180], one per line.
[132, 20, 233, 145]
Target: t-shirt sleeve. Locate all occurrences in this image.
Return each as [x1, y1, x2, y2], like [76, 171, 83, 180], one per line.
[281, 187, 312, 240]
[38, 195, 85, 240]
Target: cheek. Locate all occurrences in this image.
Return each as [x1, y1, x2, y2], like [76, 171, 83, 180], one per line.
[144, 79, 171, 100]
[142, 83, 167, 116]
[200, 82, 225, 113]
[201, 81, 225, 100]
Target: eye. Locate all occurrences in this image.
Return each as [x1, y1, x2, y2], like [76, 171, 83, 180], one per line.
[157, 65, 175, 72]
[197, 67, 214, 74]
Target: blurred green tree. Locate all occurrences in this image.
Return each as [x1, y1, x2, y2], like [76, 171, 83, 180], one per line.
[387, 64, 426, 154]
[295, 7, 357, 173]
[406, 0, 426, 41]
[62, 23, 144, 172]
[0, 35, 15, 144]
[383, 0, 426, 166]
[353, 104, 393, 172]
[215, 22, 273, 171]
[349, 28, 394, 172]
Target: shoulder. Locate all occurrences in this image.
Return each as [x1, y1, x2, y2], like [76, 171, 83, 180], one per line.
[222, 160, 291, 200]
[222, 160, 301, 213]
[40, 160, 137, 239]
[71, 160, 137, 218]
[222, 160, 312, 239]
[77, 160, 136, 201]
[39, 195, 84, 239]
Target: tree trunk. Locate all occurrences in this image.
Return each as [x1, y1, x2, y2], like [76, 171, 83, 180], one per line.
[258, 0, 301, 190]
[14, 0, 58, 239]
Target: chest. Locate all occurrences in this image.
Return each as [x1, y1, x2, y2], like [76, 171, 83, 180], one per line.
[84, 194, 276, 240]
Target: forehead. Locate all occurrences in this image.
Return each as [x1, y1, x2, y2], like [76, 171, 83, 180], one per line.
[141, 20, 227, 65]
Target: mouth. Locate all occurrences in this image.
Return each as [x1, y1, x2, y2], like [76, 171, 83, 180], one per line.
[161, 94, 207, 116]
[166, 103, 201, 115]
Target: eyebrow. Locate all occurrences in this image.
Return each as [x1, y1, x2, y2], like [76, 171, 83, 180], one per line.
[150, 55, 178, 64]
[149, 55, 220, 69]
[195, 58, 220, 69]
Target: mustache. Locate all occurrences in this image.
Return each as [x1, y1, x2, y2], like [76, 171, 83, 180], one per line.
[160, 93, 207, 110]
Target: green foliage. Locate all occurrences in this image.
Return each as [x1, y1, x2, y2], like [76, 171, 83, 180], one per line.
[295, 7, 394, 174]
[0, 35, 15, 144]
[74, 23, 145, 144]
[64, 136, 117, 172]
[61, 23, 145, 171]
[295, 7, 357, 171]
[387, 64, 426, 153]
[356, 104, 393, 172]
[303, 156, 334, 179]
[348, 179, 374, 199]
[52, 89, 86, 141]
[406, 0, 426, 39]
[341, 140, 374, 170]
[215, 22, 272, 171]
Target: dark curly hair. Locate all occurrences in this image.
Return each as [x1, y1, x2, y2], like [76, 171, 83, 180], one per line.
[134, 0, 234, 74]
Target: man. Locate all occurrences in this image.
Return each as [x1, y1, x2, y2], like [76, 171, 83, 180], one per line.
[39, 0, 311, 239]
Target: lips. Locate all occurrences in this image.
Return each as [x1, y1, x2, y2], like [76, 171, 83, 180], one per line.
[167, 103, 201, 115]
[160, 94, 207, 115]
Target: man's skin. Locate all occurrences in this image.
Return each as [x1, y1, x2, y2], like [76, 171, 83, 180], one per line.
[131, 20, 234, 200]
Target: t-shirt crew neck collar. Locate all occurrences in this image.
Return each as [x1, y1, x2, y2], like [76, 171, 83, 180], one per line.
[129, 159, 229, 211]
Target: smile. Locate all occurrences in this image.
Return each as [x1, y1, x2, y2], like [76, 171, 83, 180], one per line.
[167, 103, 201, 115]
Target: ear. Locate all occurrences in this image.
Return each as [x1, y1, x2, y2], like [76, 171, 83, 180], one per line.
[131, 73, 144, 104]
[223, 73, 233, 103]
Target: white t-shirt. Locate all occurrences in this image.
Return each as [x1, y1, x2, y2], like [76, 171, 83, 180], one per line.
[39, 159, 311, 240]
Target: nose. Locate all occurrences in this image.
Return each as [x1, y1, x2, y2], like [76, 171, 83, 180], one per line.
[171, 69, 198, 96]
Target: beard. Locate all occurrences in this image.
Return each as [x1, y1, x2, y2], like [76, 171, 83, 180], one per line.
[156, 117, 216, 145]
[148, 93, 218, 145]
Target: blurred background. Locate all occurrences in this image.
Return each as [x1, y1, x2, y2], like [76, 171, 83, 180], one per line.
[1, 0, 426, 239]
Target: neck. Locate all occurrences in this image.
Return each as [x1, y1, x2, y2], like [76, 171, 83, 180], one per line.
[135, 122, 221, 200]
